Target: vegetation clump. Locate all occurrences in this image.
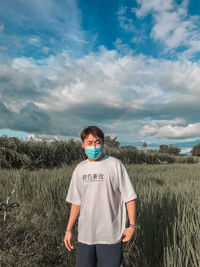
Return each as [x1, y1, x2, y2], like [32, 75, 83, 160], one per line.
[0, 135, 199, 170]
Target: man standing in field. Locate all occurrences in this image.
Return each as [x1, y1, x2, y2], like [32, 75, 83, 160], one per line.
[64, 126, 137, 267]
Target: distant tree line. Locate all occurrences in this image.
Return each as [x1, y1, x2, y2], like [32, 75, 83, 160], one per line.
[0, 135, 198, 170]
[158, 143, 200, 157]
[191, 143, 200, 156]
[159, 144, 181, 156]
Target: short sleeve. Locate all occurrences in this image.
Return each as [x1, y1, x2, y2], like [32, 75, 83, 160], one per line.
[118, 162, 137, 203]
[66, 167, 82, 205]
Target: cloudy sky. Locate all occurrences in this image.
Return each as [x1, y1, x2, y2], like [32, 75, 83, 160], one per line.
[0, 0, 200, 147]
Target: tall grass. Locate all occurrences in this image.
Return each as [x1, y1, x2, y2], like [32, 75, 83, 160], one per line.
[0, 163, 200, 266]
[125, 164, 200, 267]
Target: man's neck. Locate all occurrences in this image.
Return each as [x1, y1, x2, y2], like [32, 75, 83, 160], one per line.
[88, 153, 105, 162]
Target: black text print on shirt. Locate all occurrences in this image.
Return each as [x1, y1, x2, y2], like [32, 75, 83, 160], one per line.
[82, 173, 104, 182]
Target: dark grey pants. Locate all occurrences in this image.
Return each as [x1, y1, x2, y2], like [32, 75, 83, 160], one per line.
[76, 240, 126, 267]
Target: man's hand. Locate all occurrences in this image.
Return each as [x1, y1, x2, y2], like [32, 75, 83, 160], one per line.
[121, 227, 135, 242]
[64, 231, 74, 252]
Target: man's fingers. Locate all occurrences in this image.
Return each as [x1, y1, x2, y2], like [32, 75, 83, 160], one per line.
[64, 238, 72, 251]
[122, 238, 128, 242]
[67, 240, 72, 251]
[68, 240, 74, 249]
[64, 232, 74, 251]
[64, 240, 70, 251]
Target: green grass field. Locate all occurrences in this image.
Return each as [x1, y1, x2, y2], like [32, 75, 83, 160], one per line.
[1, 163, 200, 267]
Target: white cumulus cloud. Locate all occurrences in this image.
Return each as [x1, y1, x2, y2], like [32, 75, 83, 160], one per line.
[141, 120, 200, 139]
[135, 0, 200, 59]
[1, 48, 200, 138]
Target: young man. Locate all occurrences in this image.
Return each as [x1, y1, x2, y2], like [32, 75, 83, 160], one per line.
[64, 126, 137, 267]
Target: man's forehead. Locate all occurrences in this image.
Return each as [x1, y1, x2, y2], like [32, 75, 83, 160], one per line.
[85, 134, 101, 141]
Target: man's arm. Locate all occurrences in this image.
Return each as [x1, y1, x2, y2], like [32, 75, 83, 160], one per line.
[64, 203, 81, 252]
[121, 199, 136, 242]
[125, 199, 136, 225]
[66, 203, 81, 231]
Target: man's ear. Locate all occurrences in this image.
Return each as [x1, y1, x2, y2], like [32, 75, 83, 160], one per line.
[81, 142, 84, 149]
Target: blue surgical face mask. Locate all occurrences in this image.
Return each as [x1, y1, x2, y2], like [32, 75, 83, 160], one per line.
[85, 145, 103, 160]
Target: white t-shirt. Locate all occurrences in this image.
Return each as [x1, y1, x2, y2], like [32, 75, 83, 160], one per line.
[66, 155, 137, 245]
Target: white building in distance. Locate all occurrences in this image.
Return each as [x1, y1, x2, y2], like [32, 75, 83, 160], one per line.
[26, 133, 60, 143]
